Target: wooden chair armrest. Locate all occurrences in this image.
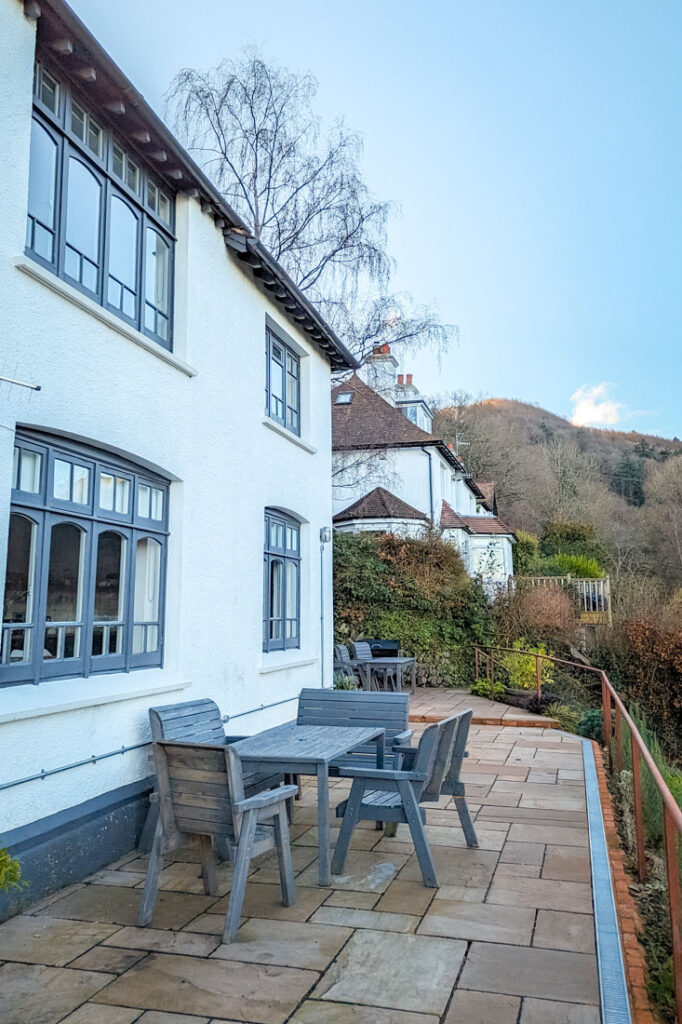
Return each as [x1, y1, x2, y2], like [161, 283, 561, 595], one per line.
[337, 767, 427, 782]
[392, 730, 414, 745]
[225, 734, 248, 743]
[234, 784, 298, 812]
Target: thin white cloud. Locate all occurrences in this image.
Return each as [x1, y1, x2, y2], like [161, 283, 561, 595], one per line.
[570, 383, 627, 427]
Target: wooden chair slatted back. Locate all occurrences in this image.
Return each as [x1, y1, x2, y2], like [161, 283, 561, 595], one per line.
[334, 644, 353, 667]
[298, 688, 410, 766]
[350, 640, 373, 661]
[149, 699, 226, 745]
[411, 721, 442, 800]
[420, 714, 461, 802]
[442, 709, 473, 791]
[153, 740, 238, 838]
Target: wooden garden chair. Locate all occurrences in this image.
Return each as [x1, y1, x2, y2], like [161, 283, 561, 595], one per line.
[393, 709, 478, 848]
[138, 739, 297, 942]
[331, 720, 445, 886]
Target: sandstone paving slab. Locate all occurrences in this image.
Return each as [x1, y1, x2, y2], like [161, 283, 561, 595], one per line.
[103, 925, 221, 957]
[323, 890, 378, 910]
[293, 827, 380, 850]
[542, 845, 592, 883]
[443, 990, 520, 1024]
[499, 841, 545, 865]
[0, 962, 115, 1024]
[311, 905, 419, 933]
[480, 806, 587, 826]
[248, 846, 319, 882]
[135, 1013, 212, 1024]
[312, 930, 466, 1015]
[290, 1000, 439, 1023]
[520, 998, 601, 1023]
[507, 823, 589, 847]
[418, 899, 535, 945]
[92, 952, 318, 1023]
[432, 885, 487, 903]
[0, 914, 118, 966]
[212, 917, 352, 970]
[87, 870, 147, 887]
[493, 862, 541, 878]
[175, 914, 237, 935]
[297, 850, 409, 892]
[204, 881, 328, 922]
[459, 942, 599, 1004]
[533, 910, 596, 954]
[393, 823, 505, 851]
[370, 837, 415, 857]
[156, 862, 233, 896]
[68, 946, 148, 973]
[487, 876, 593, 914]
[59, 1005, 141, 1023]
[39, 884, 214, 930]
[374, 879, 435, 915]
[398, 846, 498, 888]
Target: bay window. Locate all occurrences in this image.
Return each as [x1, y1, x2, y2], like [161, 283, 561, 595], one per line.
[25, 61, 174, 349]
[1, 432, 168, 685]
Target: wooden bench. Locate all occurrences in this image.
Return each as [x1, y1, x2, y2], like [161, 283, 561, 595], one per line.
[297, 688, 412, 772]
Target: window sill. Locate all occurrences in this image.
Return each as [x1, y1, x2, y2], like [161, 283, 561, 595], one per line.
[14, 256, 198, 379]
[258, 653, 318, 675]
[262, 417, 318, 454]
[0, 670, 190, 725]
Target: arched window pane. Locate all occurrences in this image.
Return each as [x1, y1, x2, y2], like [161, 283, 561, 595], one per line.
[3, 515, 36, 625]
[285, 561, 298, 639]
[108, 197, 138, 318]
[94, 532, 125, 621]
[27, 120, 57, 261]
[133, 537, 161, 654]
[65, 157, 101, 291]
[44, 522, 84, 660]
[269, 559, 282, 640]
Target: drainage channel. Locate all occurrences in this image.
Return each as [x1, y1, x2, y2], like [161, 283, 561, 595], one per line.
[582, 738, 632, 1024]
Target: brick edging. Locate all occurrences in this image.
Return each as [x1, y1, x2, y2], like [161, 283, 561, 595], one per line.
[410, 713, 560, 729]
[591, 738, 657, 1024]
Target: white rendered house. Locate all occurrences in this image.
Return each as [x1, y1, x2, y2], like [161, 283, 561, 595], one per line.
[332, 349, 515, 588]
[0, 0, 355, 913]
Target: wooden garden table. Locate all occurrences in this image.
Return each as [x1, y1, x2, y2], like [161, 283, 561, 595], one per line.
[232, 721, 385, 886]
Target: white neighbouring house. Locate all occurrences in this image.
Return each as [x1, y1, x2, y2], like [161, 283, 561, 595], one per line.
[0, 0, 356, 912]
[332, 348, 515, 589]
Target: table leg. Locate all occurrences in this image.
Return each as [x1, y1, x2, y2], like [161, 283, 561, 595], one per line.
[375, 733, 384, 769]
[317, 763, 332, 886]
[411, 661, 416, 695]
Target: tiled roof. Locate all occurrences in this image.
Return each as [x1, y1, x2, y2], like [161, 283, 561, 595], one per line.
[440, 500, 468, 529]
[334, 487, 428, 523]
[332, 376, 460, 466]
[476, 481, 497, 513]
[459, 515, 515, 537]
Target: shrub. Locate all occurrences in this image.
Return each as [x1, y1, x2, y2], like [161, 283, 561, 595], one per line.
[334, 532, 495, 687]
[513, 530, 540, 575]
[546, 701, 581, 733]
[578, 708, 603, 740]
[516, 587, 577, 635]
[0, 848, 24, 893]
[470, 679, 506, 700]
[333, 673, 357, 690]
[540, 520, 605, 561]
[541, 553, 605, 579]
[499, 639, 555, 690]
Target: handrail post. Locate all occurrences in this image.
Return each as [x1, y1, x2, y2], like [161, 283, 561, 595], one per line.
[490, 655, 495, 701]
[535, 653, 542, 700]
[614, 704, 623, 773]
[631, 736, 646, 881]
[474, 646, 480, 682]
[663, 807, 682, 1024]
[601, 672, 612, 771]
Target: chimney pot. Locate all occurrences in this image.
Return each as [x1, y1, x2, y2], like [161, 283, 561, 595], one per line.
[397, 374, 404, 386]
[372, 346, 381, 355]
[406, 374, 413, 385]
[448, 442, 454, 450]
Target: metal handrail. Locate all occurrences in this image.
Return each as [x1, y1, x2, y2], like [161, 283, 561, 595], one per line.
[473, 643, 682, 1021]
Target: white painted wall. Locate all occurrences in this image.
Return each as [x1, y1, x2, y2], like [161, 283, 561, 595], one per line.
[0, 3, 335, 833]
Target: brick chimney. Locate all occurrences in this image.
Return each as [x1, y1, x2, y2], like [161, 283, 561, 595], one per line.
[406, 374, 413, 386]
[359, 343, 399, 400]
[397, 374, 404, 387]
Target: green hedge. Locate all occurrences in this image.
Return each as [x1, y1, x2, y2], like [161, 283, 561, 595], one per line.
[333, 532, 494, 687]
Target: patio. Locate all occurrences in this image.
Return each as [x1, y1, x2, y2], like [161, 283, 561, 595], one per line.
[0, 722, 603, 1024]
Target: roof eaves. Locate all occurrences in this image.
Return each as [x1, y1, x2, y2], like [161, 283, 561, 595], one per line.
[34, 0, 357, 372]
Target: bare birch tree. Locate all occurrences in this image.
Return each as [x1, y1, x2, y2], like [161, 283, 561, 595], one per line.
[166, 51, 454, 362]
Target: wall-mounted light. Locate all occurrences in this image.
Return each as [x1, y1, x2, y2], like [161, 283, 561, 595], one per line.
[320, 526, 332, 544]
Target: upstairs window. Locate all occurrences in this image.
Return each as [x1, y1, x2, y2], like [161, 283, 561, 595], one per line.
[1, 432, 168, 685]
[265, 328, 300, 436]
[263, 510, 300, 652]
[26, 62, 174, 350]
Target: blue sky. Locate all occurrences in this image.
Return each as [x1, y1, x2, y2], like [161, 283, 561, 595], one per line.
[69, 0, 682, 437]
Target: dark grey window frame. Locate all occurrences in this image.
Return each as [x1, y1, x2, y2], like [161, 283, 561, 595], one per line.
[262, 509, 301, 652]
[25, 61, 175, 350]
[1, 431, 169, 687]
[265, 326, 301, 436]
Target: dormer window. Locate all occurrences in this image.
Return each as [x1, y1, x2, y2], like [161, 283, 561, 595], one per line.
[26, 61, 175, 350]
